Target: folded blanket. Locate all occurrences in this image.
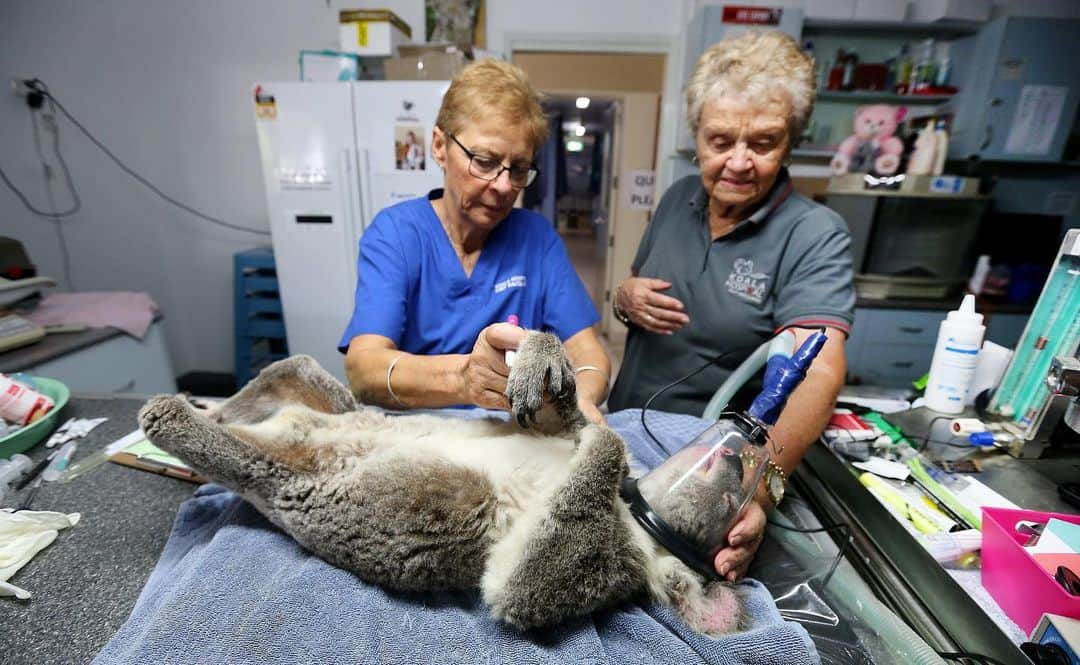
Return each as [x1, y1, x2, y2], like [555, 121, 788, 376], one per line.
[93, 409, 819, 665]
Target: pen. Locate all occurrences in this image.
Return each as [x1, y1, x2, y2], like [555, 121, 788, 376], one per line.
[16, 477, 43, 512]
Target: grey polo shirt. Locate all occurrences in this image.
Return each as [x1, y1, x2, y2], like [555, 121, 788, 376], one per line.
[607, 169, 855, 416]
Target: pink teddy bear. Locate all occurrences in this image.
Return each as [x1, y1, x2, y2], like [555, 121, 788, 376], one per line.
[830, 104, 907, 176]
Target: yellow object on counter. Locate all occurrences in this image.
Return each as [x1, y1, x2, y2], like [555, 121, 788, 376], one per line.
[859, 472, 945, 535]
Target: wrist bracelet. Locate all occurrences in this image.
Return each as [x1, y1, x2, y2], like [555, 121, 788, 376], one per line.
[385, 355, 407, 408]
[574, 365, 609, 382]
[612, 300, 633, 327]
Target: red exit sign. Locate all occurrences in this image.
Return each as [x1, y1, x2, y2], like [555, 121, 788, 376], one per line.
[721, 6, 782, 24]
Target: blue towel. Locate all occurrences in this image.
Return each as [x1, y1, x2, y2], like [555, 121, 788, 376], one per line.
[93, 409, 819, 664]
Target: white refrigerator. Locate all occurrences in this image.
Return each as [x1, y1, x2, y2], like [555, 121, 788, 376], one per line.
[254, 81, 449, 380]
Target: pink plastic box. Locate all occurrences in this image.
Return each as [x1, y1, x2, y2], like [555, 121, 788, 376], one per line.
[982, 506, 1080, 635]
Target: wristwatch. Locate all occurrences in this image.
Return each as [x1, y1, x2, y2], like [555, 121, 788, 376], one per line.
[762, 459, 786, 506]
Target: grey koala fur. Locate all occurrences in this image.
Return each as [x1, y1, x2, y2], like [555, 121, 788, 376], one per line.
[138, 331, 746, 634]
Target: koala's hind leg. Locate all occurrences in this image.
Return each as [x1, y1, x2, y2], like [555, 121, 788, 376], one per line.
[505, 331, 587, 435]
[212, 355, 358, 426]
[139, 394, 310, 501]
[481, 425, 649, 629]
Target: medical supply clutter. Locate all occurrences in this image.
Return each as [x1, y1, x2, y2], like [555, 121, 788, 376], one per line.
[924, 294, 986, 414]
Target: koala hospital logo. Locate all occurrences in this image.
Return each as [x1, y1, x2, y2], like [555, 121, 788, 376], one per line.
[396, 100, 420, 123]
[724, 258, 769, 304]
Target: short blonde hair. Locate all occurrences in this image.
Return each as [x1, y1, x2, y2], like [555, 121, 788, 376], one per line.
[685, 31, 815, 138]
[436, 59, 548, 155]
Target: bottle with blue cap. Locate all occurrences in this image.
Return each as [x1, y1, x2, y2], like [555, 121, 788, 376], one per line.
[924, 294, 985, 414]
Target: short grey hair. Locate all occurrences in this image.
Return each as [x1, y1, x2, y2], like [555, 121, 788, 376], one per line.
[685, 30, 816, 139]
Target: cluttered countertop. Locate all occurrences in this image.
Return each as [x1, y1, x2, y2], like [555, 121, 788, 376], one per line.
[1, 395, 197, 665]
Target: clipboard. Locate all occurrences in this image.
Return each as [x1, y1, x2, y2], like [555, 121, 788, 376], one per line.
[105, 430, 208, 484]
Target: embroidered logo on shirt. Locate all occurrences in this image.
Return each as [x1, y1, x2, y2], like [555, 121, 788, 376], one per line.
[494, 275, 527, 293]
[724, 258, 769, 304]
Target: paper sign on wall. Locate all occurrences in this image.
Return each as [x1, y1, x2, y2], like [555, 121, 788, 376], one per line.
[626, 170, 655, 210]
[1003, 85, 1067, 156]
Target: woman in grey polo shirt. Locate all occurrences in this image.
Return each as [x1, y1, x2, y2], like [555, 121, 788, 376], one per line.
[608, 31, 855, 582]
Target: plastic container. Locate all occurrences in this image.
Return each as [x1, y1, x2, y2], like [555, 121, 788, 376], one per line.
[0, 376, 69, 458]
[0, 453, 31, 500]
[982, 507, 1080, 634]
[924, 294, 985, 413]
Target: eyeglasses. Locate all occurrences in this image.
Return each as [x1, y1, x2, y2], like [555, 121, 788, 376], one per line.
[447, 133, 539, 188]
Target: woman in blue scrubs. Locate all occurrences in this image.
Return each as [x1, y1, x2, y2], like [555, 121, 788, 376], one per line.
[339, 60, 610, 424]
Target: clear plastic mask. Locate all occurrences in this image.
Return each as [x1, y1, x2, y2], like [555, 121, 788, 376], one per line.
[636, 412, 771, 559]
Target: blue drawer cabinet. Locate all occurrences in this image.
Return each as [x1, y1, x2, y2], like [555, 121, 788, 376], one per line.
[847, 307, 1031, 387]
[847, 308, 943, 387]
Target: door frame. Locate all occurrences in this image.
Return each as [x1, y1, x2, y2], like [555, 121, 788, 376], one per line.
[506, 33, 681, 344]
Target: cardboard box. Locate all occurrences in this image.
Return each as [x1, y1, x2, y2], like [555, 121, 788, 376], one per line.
[854, 0, 907, 21]
[908, 0, 991, 23]
[384, 52, 466, 81]
[339, 9, 412, 57]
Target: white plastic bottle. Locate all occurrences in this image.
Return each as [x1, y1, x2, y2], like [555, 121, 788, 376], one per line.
[924, 294, 985, 414]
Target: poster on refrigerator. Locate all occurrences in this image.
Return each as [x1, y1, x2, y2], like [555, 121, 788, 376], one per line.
[395, 124, 426, 170]
[1003, 85, 1067, 156]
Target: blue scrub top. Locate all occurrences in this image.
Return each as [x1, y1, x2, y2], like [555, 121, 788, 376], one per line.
[338, 190, 599, 356]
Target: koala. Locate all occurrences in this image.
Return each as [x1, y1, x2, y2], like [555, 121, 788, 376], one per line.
[137, 331, 746, 635]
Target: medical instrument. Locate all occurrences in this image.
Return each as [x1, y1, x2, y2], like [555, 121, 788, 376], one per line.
[988, 229, 1080, 458]
[622, 329, 828, 580]
[504, 314, 519, 367]
[0, 453, 32, 504]
[13, 449, 57, 491]
[41, 440, 77, 482]
[924, 294, 985, 415]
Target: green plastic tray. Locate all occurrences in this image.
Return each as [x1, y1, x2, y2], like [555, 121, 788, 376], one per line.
[0, 376, 70, 459]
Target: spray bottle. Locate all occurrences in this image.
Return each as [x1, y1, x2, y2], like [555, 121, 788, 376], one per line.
[924, 295, 985, 414]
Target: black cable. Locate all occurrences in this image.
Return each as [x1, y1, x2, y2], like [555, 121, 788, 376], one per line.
[26, 79, 270, 236]
[936, 650, 1012, 665]
[639, 344, 754, 446]
[31, 105, 77, 289]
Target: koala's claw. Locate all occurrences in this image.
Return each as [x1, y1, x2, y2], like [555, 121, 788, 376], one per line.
[505, 331, 576, 429]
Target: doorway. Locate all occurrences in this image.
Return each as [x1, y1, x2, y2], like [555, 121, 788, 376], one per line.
[512, 51, 665, 365]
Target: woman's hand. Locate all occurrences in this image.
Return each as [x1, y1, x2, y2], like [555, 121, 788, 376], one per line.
[616, 277, 690, 335]
[462, 323, 526, 410]
[712, 498, 767, 581]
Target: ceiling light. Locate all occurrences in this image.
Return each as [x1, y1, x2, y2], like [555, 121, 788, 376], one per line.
[574, 125, 586, 137]
[566, 139, 584, 152]
[575, 96, 590, 109]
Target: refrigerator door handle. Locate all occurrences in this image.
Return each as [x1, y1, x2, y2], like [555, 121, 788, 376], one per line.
[340, 147, 362, 281]
[359, 148, 374, 231]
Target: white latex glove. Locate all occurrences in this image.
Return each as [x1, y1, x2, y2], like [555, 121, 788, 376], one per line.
[0, 509, 80, 599]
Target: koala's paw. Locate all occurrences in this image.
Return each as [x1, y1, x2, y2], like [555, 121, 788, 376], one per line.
[138, 394, 206, 447]
[505, 332, 574, 428]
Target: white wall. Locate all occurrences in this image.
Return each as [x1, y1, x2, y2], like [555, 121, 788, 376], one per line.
[0, 0, 419, 377]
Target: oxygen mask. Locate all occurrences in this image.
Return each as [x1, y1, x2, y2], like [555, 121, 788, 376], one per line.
[622, 329, 829, 579]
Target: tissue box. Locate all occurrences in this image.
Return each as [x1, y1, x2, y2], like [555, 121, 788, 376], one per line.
[982, 507, 1080, 635]
[908, 0, 991, 23]
[339, 9, 412, 57]
[299, 50, 360, 81]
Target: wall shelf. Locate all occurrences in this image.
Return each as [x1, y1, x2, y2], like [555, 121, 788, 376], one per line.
[818, 91, 953, 104]
[803, 18, 980, 37]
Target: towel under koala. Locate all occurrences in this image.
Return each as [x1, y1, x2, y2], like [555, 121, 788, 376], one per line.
[137, 331, 748, 635]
